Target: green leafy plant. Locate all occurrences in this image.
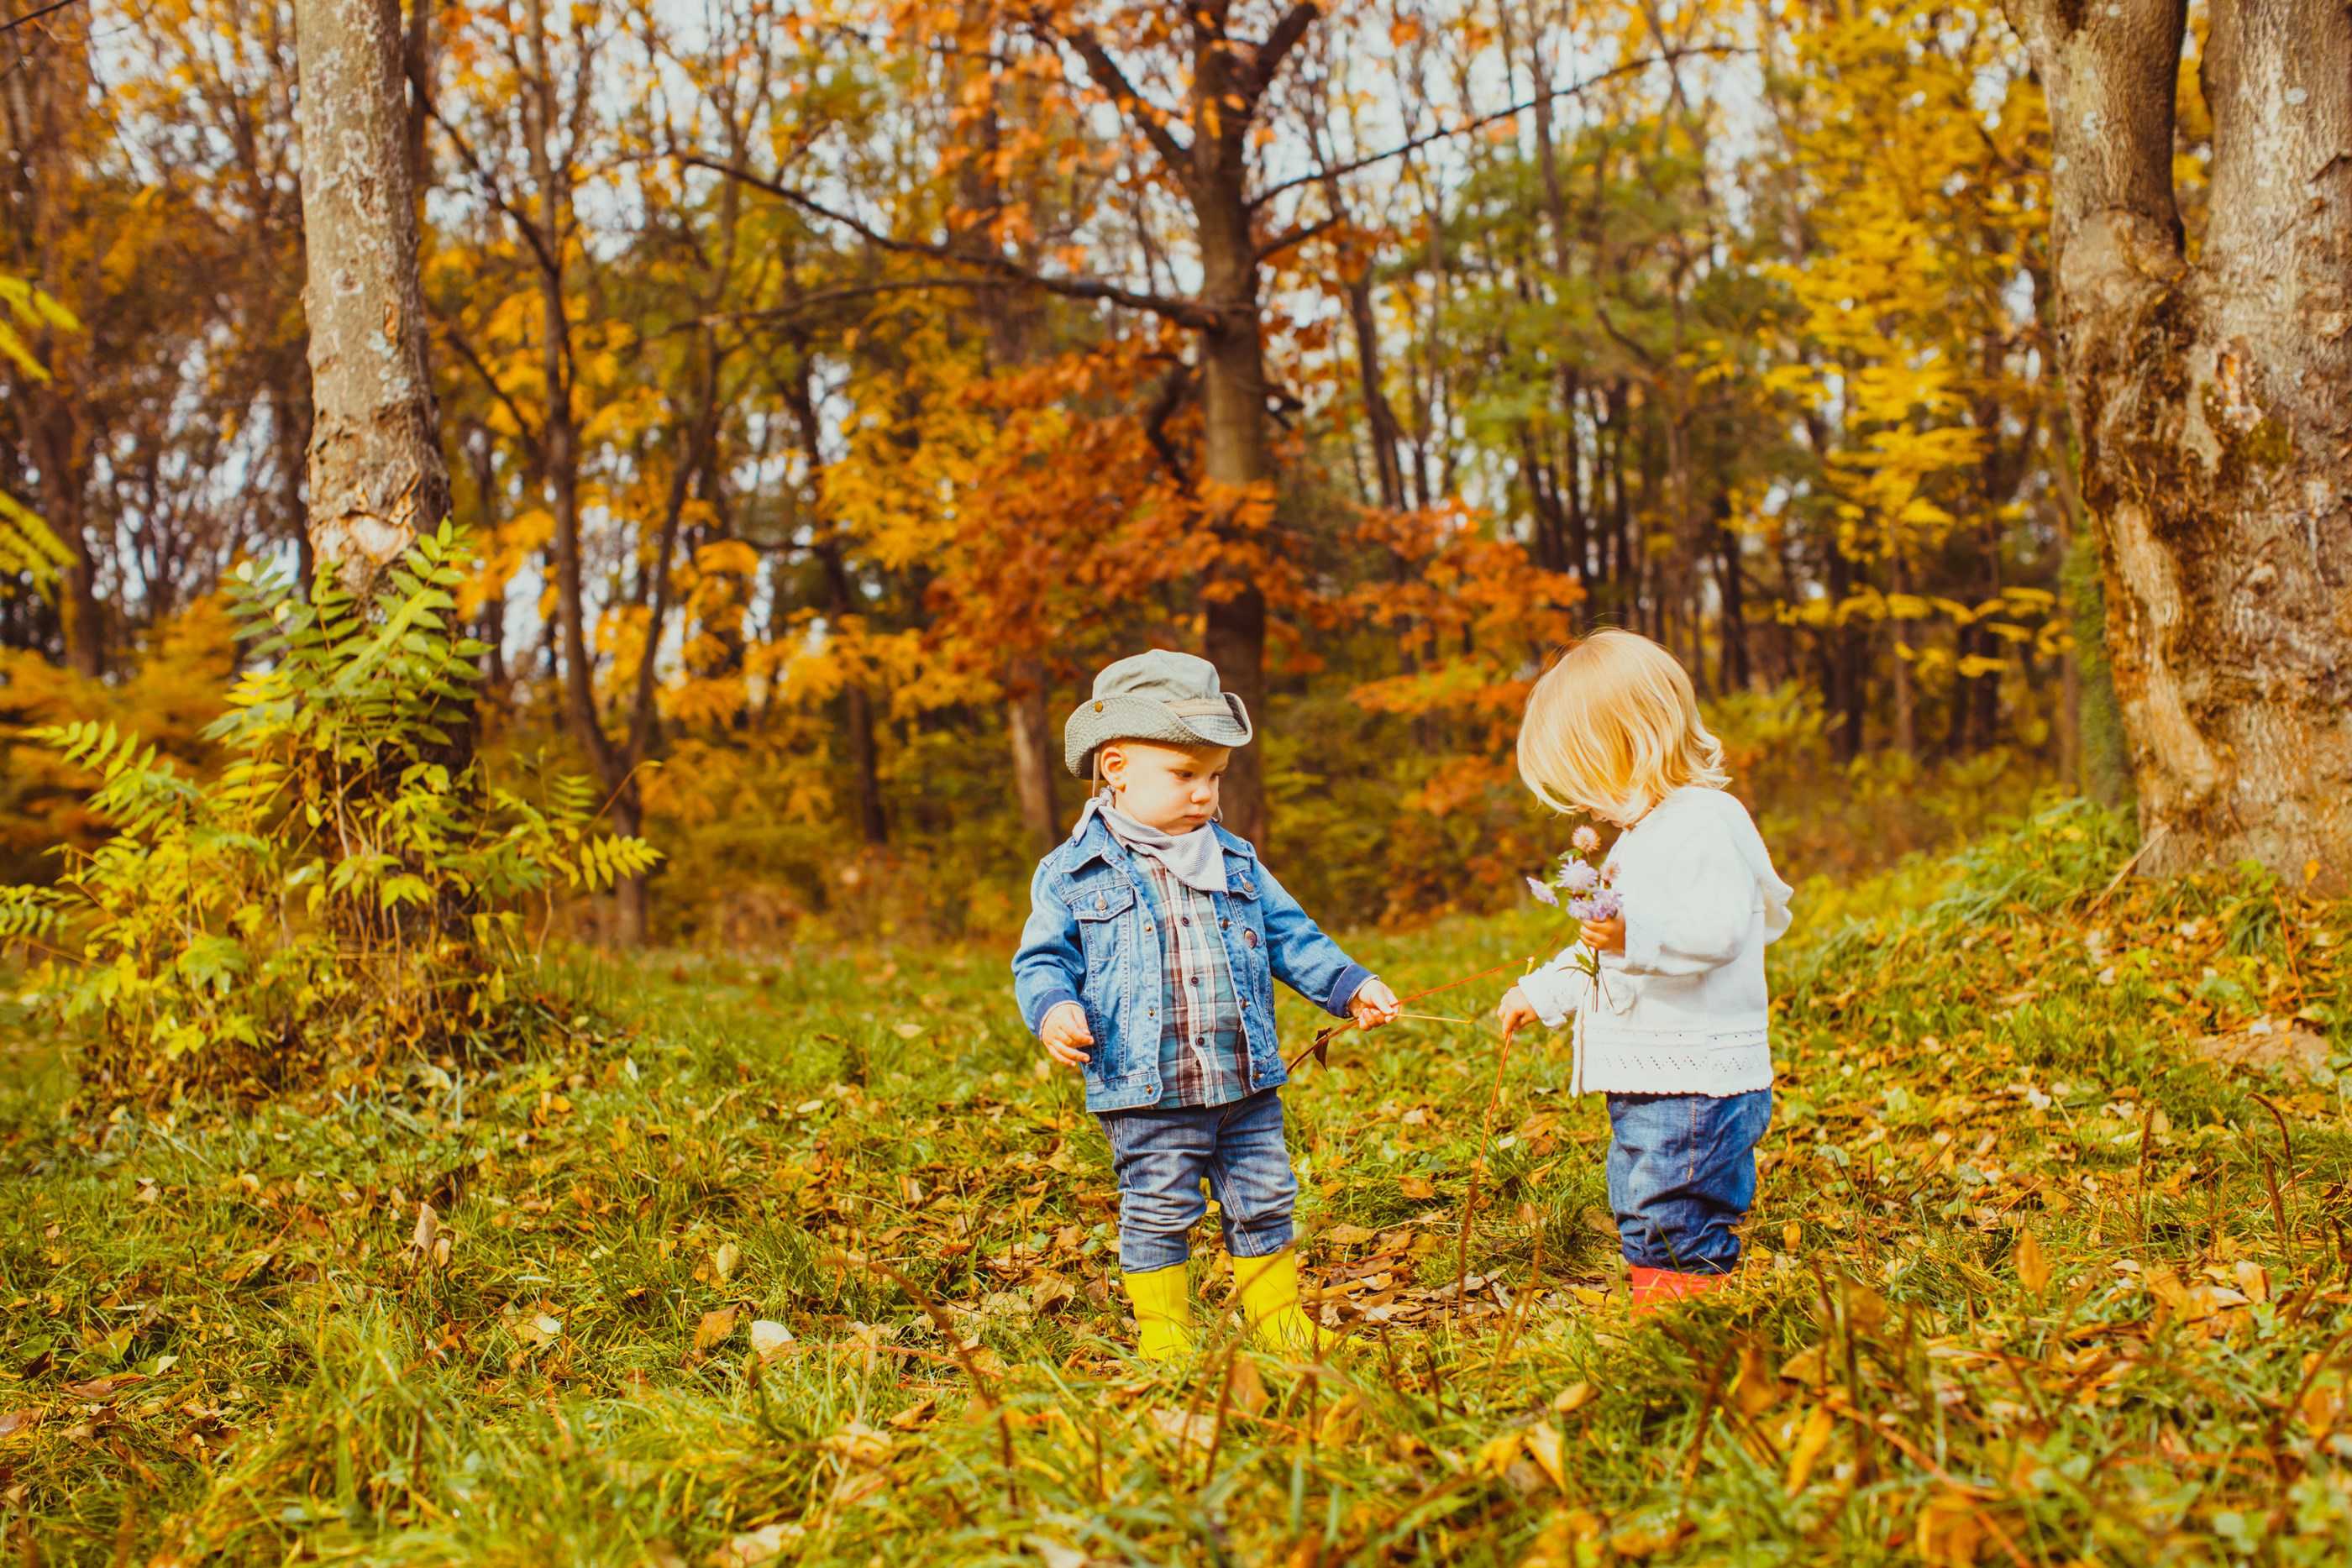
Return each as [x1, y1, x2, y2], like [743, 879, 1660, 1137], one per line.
[1, 522, 658, 1099]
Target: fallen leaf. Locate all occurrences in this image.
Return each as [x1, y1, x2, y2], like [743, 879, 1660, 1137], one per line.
[748, 1319, 795, 1361]
[1326, 1223, 1378, 1246]
[1524, 1420, 1568, 1491]
[712, 1242, 739, 1284]
[821, 1420, 892, 1466]
[62, 1372, 146, 1402]
[1318, 1393, 1365, 1445]
[1148, 1405, 1217, 1450]
[711, 1523, 797, 1566]
[1551, 1380, 1597, 1415]
[0, 1411, 38, 1440]
[1783, 1404, 1836, 1497]
[1398, 1175, 1436, 1201]
[2015, 1229, 2050, 1293]
[887, 1396, 937, 1431]
[1225, 1355, 1268, 1419]
[696, 1306, 738, 1354]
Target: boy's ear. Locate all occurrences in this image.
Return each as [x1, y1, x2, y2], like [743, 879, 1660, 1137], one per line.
[1097, 743, 1124, 785]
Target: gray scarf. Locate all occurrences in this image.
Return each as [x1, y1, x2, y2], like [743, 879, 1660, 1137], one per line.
[1077, 794, 1229, 894]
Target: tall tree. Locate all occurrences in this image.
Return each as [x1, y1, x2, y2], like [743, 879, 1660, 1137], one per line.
[2005, 0, 2352, 886]
[293, 0, 450, 587]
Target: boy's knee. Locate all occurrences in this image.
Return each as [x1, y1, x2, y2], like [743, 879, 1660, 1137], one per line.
[1122, 1180, 1207, 1238]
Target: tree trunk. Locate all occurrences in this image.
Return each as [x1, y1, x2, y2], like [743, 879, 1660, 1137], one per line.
[2008, 0, 2352, 886]
[1006, 656, 1059, 852]
[292, 0, 450, 594]
[1191, 92, 1274, 849]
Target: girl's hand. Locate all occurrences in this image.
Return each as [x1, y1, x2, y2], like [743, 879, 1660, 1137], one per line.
[1038, 1002, 1094, 1069]
[1496, 985, 1541, 1036]
[1580, 916, 1625, 954]
[1350, 978, 1401, 1030]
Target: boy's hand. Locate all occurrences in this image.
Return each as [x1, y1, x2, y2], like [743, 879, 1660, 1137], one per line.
[1038, 1002, 1094, 1069]
[1349, 978, 1400, 1030]
[1496, 985, 1541, 1036]
[1580, 916, 1625, 955]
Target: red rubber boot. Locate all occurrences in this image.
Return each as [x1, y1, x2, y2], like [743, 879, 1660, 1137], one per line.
[1628, 1265, 1731, 1316]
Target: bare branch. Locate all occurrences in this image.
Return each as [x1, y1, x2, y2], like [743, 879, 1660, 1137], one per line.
[671, 153, 1220, 329]
[1047, 23, 1194, 181]
[1248, 45, 1754, 209]
[1255, 212, 1343, 265]
[1243, 1, 1322, 102]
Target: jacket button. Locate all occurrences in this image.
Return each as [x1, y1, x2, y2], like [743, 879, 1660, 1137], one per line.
[1094, 894, 1105, 910]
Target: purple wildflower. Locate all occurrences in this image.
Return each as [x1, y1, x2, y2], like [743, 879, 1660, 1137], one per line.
[1559, 859, 1599, 894]
[1526, 876, 1560, 907]
[1572, 824, 1602, 854]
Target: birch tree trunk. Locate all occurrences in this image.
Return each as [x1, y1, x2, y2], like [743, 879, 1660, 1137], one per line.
[2007, 0, 2352, 886]
[293, 0, 450, 592]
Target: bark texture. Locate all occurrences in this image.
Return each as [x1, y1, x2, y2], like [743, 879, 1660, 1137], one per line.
[2008, 0, 2352, 886]
[294, 0, 451, 591]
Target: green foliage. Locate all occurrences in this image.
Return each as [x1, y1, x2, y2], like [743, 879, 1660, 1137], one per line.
[3, 812, 2346, 1561]
[0, 274, 76, 591]
[1, 525, 658, 1100]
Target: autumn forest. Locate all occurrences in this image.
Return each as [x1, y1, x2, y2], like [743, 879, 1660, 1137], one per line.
[3, 0, 2350, 1560]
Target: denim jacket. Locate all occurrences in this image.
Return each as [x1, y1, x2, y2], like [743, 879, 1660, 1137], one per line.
[1012, 813, 1372, 1113]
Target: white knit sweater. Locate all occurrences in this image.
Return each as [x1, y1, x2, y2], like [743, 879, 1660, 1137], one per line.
[1519, 786, 1793, 1098]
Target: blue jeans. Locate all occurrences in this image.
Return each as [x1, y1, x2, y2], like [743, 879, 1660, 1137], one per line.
[1606, 1090, 1772, 1273]
[1097, 1088, 1297, 1272]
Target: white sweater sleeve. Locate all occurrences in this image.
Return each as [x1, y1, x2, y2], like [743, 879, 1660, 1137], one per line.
[1618, 811, 1756, 977]
[1517, 948, 1590, 1029]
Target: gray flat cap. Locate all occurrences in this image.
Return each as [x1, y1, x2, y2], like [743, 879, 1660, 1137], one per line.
[1063, 649, 1253, 778]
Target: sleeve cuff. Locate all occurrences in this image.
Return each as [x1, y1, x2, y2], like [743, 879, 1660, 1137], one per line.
[1517, 962, 1576, 1029]
[1323, 962, 1373, 1019]
[1025, 987, 1081, 1036]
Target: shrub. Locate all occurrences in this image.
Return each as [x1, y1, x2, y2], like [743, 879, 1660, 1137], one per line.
[0, 525, 657, 1102]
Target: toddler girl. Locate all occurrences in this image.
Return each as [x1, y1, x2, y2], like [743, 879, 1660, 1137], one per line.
[1495, 630, 1793, 1312]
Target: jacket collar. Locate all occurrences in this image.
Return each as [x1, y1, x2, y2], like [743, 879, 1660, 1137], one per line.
[1063, 811, 1258, 871]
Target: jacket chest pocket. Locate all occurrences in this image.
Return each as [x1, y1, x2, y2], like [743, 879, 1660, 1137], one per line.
[1072, 880, 1137, 966]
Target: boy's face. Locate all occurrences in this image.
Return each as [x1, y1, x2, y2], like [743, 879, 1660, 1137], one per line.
[1101, 741, 1231, 834]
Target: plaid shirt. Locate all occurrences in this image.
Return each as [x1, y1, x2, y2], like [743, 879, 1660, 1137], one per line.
[1133, 860, 1250, 1108]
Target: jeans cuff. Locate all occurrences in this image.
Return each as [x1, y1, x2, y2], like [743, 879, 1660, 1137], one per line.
[1223, 1217, 1295, 1259]
[1120, 1236, 1193, 1273]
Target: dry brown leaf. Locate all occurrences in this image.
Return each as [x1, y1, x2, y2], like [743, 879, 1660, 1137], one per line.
[821, 1420, 892, 1466]
[1326, 1223, 1378, 1246]
[1551, 1380, 1597, 1415]
[748, 1319, 794, 1362]
[0, 1410, 38, 1440]
[1225, 1355, 1269, 1419]
[1398, 1176, 1436, 1201]
[1523, 1420, 1569, 1492]
[1147, 1405, 1217, 1451]
[712, 1243, 740, 1285]
[63, 1372, 146, 1402]
[2015, 1230, 2050, 1293]
[887, 1396, 937, 1431]
[1727, 1339, 1779, 1418]
[1608, 1521, 1694, 1559]
[695, 1305, 738, 1354]
[1783, 1404, 1837, 1497]
[1318, 1393, 1366, 1445]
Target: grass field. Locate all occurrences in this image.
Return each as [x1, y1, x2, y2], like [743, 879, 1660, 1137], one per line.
[2, 803, 2349, 1564]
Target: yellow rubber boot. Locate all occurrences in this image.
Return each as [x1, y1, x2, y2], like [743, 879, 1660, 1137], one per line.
[1232, 1246, 1320, 1358]
[1121, 1264, 1196, 1363]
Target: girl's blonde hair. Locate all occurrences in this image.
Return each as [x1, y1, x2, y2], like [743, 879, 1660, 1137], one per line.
[1516, 629, 1729, 821]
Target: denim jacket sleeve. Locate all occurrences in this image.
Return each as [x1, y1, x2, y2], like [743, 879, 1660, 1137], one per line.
[1256, 861, 1373, 1018]
[1011, 859, 1084, 1035]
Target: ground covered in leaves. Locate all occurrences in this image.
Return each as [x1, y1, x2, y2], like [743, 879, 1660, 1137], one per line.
[3, 803, 2349, 1564]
